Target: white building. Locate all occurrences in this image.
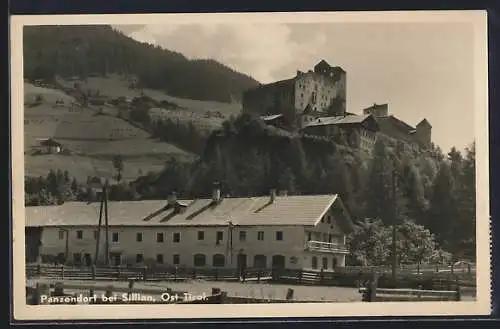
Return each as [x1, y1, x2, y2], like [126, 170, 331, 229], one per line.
[25, 189, 353, 271]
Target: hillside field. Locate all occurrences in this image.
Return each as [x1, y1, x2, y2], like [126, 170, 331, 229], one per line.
[24, 82, 196, 182]
[56, 74, 241, 131]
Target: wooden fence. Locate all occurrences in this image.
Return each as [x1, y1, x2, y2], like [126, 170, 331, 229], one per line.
[26, 264, 476, 294]
[359, 272, 463, 302]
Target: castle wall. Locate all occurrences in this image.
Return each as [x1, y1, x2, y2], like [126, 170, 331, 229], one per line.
[294, 71, 345, 116]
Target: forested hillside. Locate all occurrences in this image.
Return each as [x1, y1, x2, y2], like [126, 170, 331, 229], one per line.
[26, 114, 476, 263]
[23, 25, 259, 103]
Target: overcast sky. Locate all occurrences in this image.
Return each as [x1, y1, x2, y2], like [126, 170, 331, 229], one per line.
[115, 22, 476, 152]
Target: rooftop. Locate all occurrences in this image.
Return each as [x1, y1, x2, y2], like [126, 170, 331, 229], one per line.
[25, 194, 353, 231]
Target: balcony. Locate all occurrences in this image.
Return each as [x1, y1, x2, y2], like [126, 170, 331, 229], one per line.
[305, 241, 349, 254]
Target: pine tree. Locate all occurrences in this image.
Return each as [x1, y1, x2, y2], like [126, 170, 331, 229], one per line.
[427, 162, 458, 252]
[363, 140, 399, 225]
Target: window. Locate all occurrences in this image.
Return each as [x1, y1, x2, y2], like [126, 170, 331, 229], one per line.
[58, 230, 65, 240]
[239, 231, 246, 242]
[156, 254, 164, 264]
[212, 254, 225, 267]
[254, 254, 267, 268]
[136, 254, 144, 263]
[323, 233, 328, 242]
[157, 232, 164, 243]
[136, 232, 143, 242]
[216, 231, 223, 244]
[173, 254, 180, 265]
[311, 256, 318, 269]
[332, 257, 338, 269]
[307, 232, 312, 241]
[257, 231, 264, 241]
[112, 232, 119, 242]
[327, 215, 331, 224]
[193, 254, 206, 267]
[328, 233, 332, 243]
[197, 231, 204, 240]
[76, 230, 83, 239]
[173, 232, 181, 243]
[276, 231, 283, 241]
[322, 257, 328, 269]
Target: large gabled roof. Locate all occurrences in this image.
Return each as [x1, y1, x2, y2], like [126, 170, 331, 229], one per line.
[25, 194, 353, 231]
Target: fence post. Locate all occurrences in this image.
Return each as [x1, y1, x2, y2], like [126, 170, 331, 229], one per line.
[192, 268, 196, 279]
[320, 268, 324, 284]
[35, 283, 51, 305]
[105, 285, 113, 299]
[451, 263, 454, 274]
[37, 264, 42, 276]
[257, 269, 261, 283]
[117, 266, 122, 280]
[467, 263, 471, 274]
[455, 280, 462, 301]
[91, 265, 96, 280]
[214, 268, 219, 281]
[173, 267, 177, 281]
[54, 282, 65, 296]
[143, 266, 148, 281]
[367, 270, 378, 302]
[61, 265, 65, 280]
[298, 270, 302, 284]
[128, 279, 135, 300]
[435, 263, 439, 273]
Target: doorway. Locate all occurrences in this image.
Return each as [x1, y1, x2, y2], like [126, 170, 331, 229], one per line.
[272, 255, 286, 269]
[84, 253, 92, 267]
[237, 253, 247, 272]
[110, 252, 121, 266]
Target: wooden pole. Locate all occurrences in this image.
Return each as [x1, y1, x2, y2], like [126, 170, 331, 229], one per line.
[391, 169, 398, 279]
[104, 183, 110, 266]
[94, 196, 104, 265]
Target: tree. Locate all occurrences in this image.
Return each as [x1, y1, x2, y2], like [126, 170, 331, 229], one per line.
[363, 140, 400, 225]
[455, 142, 476, 260]
[396, 219, 437, 265]
[427, 162, 458, 252]
[347, 218, 392, 266]
[398, 157, 427, 224]
[112, 155, 124, 183]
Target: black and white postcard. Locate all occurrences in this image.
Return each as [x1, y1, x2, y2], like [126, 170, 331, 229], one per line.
[10, 11, 490, 320]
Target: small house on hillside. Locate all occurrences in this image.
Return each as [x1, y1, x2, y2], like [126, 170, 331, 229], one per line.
[37, 138, 63, 154]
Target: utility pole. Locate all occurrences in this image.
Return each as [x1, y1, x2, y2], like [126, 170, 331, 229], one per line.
[104, 183, 110, 266]
[94, 192, 104, 266]
[391, 169, 398, 279]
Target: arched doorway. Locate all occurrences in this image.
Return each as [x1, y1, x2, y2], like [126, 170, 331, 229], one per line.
[253, 254, 267, 269]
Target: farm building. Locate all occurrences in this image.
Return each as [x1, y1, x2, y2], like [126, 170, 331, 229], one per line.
[37, 138, 63, 154]
[25, 188, 353, 271]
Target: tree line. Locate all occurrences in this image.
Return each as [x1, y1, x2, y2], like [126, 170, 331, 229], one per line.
[23, 25, 258, 103]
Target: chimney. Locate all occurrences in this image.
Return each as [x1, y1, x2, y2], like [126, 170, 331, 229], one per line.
[212, 182, 221, 203]
[270, 189, 277, 203]
[167, 191, 177, 206]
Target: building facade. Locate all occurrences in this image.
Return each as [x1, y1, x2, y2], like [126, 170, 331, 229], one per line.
[300, 114, 380, 155]
[25, 190, 353, 271]
[362, 103, 432, 149]
[242, 60, 347, 129]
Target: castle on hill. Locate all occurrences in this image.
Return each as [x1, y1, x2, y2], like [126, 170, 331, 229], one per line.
[242, 60, 432, 154]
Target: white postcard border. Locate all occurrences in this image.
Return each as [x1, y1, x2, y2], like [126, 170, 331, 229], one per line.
[10, 10, 491, 321]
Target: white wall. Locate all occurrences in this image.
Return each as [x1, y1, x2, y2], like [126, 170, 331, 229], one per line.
[39, 225, 306, 269]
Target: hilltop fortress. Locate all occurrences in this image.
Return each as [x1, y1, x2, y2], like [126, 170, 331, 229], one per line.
[242, 60, 432, 154]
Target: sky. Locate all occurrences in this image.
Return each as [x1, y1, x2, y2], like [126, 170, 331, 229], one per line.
[114, 22, 477, 152]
